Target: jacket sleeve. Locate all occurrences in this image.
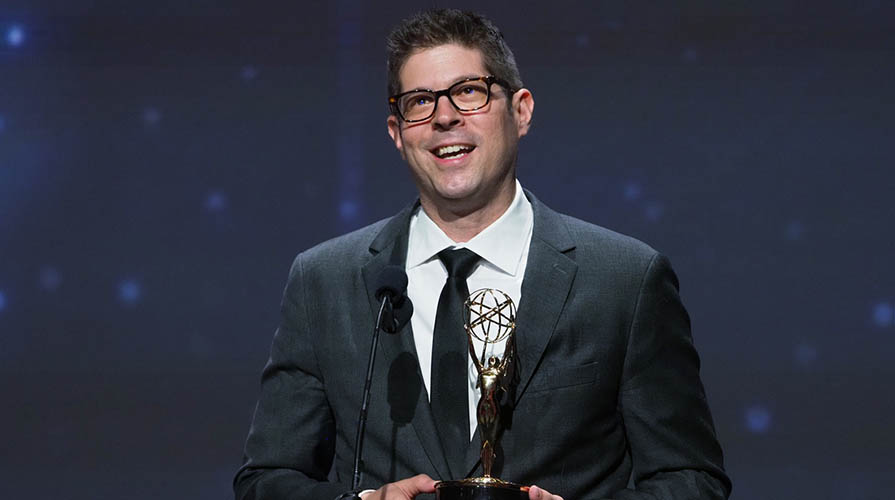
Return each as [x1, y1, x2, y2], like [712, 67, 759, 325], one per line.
[234, 253, 350, 500]
[610, 254, 732, 500]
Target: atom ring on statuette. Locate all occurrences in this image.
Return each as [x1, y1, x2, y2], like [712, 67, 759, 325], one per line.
[464, 288, 516, 344]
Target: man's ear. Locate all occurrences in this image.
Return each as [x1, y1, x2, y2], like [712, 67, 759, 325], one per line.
[387, 114, 406, 159]
[512, 88, 534, 137]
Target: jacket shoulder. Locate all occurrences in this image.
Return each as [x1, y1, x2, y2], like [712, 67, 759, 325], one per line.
[528, 190, 659, 268]
[287, 217, 391, 278]
[565, 214, 655, 251]
[549, 210, 660, 271]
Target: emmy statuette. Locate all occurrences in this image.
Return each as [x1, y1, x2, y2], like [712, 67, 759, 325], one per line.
[436, 288, 528, 500]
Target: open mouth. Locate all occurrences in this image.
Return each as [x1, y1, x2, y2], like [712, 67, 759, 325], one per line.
[432, 144, 475, 160]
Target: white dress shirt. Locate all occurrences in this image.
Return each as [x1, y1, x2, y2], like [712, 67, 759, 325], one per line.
[405, 180, 533, 439]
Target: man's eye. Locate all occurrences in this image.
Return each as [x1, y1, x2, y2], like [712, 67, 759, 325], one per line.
[405, 94, 433, 108]
[459, 85, 480, 95]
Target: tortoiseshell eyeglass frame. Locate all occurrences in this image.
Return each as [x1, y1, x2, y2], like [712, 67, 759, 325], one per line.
[388, 75, 514, 123]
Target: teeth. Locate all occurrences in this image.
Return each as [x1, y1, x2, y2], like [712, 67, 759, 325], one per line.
[436, 145, 472, 158]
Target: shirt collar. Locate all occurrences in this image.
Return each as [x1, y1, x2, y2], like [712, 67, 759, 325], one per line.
[406, 180, 533, 276]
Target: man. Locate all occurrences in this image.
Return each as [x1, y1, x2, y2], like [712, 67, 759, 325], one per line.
[235, 9, 730, 500]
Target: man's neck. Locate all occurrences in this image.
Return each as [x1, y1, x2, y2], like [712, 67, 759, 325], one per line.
[419, 181, 517, 243]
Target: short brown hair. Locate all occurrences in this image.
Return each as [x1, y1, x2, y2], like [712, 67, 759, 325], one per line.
[386, 9, 524, 98]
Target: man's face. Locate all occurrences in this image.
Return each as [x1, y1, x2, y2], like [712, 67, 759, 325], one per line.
[387, 44, 533, 215]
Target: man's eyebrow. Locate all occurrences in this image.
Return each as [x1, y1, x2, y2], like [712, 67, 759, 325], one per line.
[403, 74, 486, 93]
[453, 74, 485, 83]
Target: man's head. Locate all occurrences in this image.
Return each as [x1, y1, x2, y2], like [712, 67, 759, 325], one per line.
[386, 10, 534, 224]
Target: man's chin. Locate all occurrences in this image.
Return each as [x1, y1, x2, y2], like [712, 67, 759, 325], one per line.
[426, 176, 514, 209]
[431, 184, 481, 204]
[426, 187, 509, 219]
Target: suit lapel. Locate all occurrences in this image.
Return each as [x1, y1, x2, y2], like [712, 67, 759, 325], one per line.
[513, 241, 577, 401]
[461, 192, 578, 476]
[361, 202, 453, 481]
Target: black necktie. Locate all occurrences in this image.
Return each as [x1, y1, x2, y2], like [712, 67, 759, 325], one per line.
[431, 248, 480, 478]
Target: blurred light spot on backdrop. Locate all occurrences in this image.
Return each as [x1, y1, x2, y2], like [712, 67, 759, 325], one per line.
[6, 25, 24, 47]
[0, 290, 7, 312]
[872, 302, 893, 327]
[241, 65, 258, 81]
[794, 340, 818, 366]
[623, 181, 642, 201]
[39, 267, 62, 292]
[204, 190, 229, 213]
[745, 405, 772, 434]
[339, 199, 359, 223]
[118, 279, 142, 306]
[602, 19, 622, 32]
[143, 107, 162, 126]
[784, 220, 804, 241]
[682, 47, 699, 63]
[336, 132, 363, 230]
[575, 33, 590, 48]
[644, 201, 664, 221]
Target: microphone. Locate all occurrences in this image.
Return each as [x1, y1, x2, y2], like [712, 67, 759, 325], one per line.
[350, 266, 413, 494]
[374, 265, 407, 302]
[374, 266, 412, 333]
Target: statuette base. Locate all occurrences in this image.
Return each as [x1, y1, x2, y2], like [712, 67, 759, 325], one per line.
[436, 477, 528, 500]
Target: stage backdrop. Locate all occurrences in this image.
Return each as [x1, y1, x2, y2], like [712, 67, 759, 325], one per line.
[1, 1, 893, 499]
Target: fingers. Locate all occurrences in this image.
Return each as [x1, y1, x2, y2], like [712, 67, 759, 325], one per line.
[402, 474, 437, 496]
[528, 484, 564, 500]
[368, 474, 437, 499]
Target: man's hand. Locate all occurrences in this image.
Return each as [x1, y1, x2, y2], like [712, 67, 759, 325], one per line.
[528, 484, 564, 500]
[362, 474, 437, 500]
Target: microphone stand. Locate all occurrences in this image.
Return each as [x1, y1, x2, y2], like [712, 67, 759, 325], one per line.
[349, 296, 392, 495]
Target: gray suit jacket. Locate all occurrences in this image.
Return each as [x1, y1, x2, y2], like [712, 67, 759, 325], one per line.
[235, 192, 731, 500]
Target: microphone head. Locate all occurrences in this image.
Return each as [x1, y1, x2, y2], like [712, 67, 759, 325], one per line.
[374, 265, 408, 302]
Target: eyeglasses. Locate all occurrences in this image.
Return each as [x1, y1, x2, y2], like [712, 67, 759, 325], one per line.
[389, 75, 513, 123]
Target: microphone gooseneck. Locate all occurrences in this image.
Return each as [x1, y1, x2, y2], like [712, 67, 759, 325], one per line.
[351, 266, 413, 493]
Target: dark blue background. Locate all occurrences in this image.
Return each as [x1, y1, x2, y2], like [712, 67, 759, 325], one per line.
[1, 1, 893, 498]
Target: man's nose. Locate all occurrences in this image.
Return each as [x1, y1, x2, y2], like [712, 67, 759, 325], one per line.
[432, 94, 462, 130]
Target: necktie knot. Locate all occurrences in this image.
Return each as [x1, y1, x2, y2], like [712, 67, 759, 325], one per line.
[438, 248, 480, 279]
